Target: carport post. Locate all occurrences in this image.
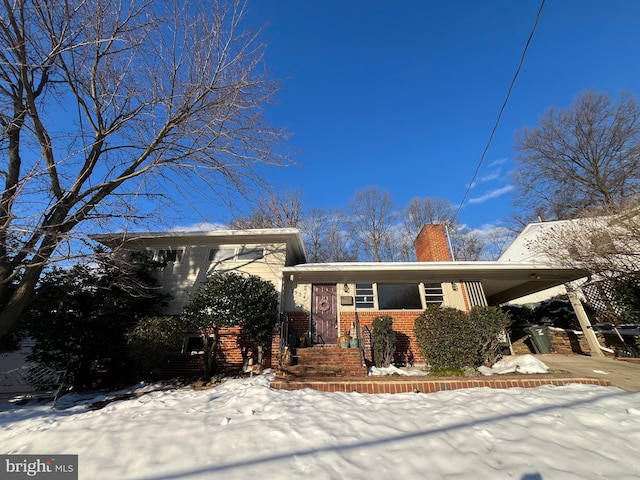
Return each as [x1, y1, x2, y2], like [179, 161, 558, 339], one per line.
[566, 288, 604, 357]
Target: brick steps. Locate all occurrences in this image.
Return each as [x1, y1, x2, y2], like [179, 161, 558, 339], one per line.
[277, 346, 367, 378]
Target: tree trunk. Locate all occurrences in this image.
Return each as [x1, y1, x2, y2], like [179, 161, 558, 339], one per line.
[0, 260, 47, 339]
[0, 233, 61, 339]
[202, 327, 219, 378]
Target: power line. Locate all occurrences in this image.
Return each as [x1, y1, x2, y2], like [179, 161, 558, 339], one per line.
[452, 0, 546, 224]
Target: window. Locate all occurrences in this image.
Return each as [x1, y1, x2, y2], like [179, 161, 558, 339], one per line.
[237, 246, 264, 260]
[128, 250, 154, 263]
[355, 283, 375, 308]
[181, 334, 214, 355]
[207, 246, 264, 262]
[157, 249, 183, 262]
[377, 284, 422, 309]
[355, 282, 445, 310]
[208, 248, 236, 262]
[423, 282, 444, 306]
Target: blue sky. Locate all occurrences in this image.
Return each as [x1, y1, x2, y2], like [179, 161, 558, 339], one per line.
[201, 0, 640, 232]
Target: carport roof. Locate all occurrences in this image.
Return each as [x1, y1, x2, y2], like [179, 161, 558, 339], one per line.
[282, 262, 589, 305]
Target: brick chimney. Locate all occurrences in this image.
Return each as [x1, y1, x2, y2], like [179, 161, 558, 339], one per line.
[414, 224, 452, 262]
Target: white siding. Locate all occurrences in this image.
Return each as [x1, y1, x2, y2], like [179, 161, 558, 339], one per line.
[124, 240, 288, 315]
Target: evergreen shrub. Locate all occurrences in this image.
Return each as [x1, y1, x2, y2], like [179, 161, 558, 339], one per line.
[371, 315, 397, 368]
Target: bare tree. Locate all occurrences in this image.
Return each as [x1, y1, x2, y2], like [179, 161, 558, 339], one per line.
[0, 0, 290, 339]
[450, 229, 484, 261]
[513, 90, 640, 221]
[229, 187, 304, 229]
[398, 197, 455, 261]
[299, 207, 357, 263]
[530, 204, 640, 278]
[348, 187, 396, 262]
[324, 209, 358, 262]
[299, 208, 329, 263]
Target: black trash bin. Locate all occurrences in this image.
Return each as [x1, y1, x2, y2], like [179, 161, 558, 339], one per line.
[524, 325, 554, 354]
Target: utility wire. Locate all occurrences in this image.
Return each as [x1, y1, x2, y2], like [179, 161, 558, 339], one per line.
[452, 0, 546, 224]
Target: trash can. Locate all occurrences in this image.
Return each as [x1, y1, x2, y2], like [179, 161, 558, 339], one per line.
[524, 325, 554, 354]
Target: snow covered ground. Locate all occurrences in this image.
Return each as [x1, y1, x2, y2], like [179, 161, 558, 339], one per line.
[2, 368, 640, 479]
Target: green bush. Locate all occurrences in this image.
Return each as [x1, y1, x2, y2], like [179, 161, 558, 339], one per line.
[126, 316, 186, 378]
[22, 256, 169, 388]
[182, 271, 278, 376]
[611, 276, 640, 324]
[414, 306, 477, 371]
[469, 306, 511, 366]
[371, 315, 397, 368]
[533, 297, 580, 330]
[414, 305, 510, 372]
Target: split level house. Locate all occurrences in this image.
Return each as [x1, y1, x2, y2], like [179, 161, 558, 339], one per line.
[93, 225, 589, 376]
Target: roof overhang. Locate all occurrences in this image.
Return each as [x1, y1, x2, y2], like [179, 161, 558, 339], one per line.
[282, 262, 589, 305]
[91, 228, 307, 265]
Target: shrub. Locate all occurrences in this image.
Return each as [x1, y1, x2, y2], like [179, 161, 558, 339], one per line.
[126, 316, 186, 378]
[501, 304, 534, 326]
[371, 315, 397, 368]
[533, 297, 580, 330]
[611, 276, 640, 324]
[414, 306, 477, 371]
[469, 306, 511, 366]
[23, 256, 169, 388]
[182, 271, 278, 376]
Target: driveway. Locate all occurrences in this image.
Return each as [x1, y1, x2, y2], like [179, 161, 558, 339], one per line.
[537, 354, 640, 392]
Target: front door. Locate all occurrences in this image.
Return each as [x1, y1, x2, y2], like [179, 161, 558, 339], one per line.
[311, 284, 338, 345]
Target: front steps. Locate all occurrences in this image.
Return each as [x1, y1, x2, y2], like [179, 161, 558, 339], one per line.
[277, 345, 368, 378]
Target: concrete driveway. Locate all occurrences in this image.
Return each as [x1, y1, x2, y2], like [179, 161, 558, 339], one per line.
[537, 354, 640, 392]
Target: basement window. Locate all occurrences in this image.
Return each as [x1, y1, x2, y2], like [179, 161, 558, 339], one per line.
[181, 334, 214, 355]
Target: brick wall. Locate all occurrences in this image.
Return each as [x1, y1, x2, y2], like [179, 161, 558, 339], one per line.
[285, 312, 311, 345]
[272, 312, 311, 368]
[414, 224, 452, 262]
[341, 310, 424, 365]
[511, 327, 602, 356]
[159, 325, 274, 379]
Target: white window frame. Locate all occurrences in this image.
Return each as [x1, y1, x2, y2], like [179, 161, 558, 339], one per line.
[421, 282, 445, 307]
[207, 245, 265, 263]
[355, 283, 376, 309]
[354, 282, 445, 310]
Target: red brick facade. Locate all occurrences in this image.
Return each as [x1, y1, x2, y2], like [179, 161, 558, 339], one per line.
[160, 325, 274, 379]
[414, 224, 452, 262]
[341, 310, 425, 364]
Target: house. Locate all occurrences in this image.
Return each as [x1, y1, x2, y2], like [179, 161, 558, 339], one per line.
[92, 228, 306, 315]
[91, 228, 305, 375]
[276, 224, 590, 367]
[498, 214, 639, 317]
[93, 225, 589, 375]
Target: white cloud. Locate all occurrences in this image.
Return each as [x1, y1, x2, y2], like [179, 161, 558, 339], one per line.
[468, 185, 514, 204]
[488, 157, 509, 167]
